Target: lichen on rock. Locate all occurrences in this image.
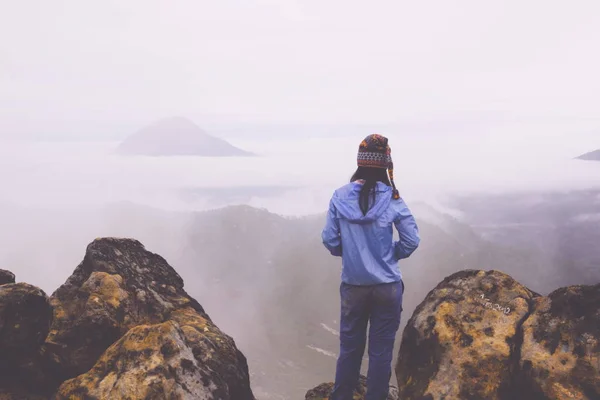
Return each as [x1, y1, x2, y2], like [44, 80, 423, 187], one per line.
[43, 238, 210, 380]
[520, 283, 600, 399]
[393, 269, 600, 400]
[43, 237, 254, 399]
[56, 320, 250, 400]
[395, 269, 539, 400]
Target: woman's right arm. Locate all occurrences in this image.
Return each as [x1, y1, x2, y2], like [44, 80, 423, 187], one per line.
[321, 197, 342, 257]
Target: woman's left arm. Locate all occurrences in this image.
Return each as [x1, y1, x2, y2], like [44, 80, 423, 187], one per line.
[393, 199, 421, 260]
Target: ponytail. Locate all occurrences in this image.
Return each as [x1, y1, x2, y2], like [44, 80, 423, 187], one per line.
[359, 179, 377, 216]
[351, 166, 391, 216]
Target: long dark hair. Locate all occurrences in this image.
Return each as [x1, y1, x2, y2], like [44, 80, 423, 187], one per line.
[350, 166, 391, 215]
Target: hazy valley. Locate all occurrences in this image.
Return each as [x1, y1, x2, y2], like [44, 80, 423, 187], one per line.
[1, 132, 599, 398]
[2, 182, 599, 398]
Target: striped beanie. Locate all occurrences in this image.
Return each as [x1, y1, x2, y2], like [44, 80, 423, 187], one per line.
[357, 134, 400, 199]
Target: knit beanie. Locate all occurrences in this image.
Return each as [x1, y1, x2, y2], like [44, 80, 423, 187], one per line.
[357, 134, 400, 199]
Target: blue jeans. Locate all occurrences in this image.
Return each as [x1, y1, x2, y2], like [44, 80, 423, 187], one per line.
[330, 280, 404, 400]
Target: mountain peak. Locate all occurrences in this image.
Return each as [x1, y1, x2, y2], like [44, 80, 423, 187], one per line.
[576, 149, 600, 161]
[117, 117, 254, 157]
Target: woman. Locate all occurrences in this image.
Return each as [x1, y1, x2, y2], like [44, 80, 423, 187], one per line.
[321, 134, 420, 399]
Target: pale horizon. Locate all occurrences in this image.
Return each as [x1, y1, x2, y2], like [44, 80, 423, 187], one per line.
[2, 0, 600, 139]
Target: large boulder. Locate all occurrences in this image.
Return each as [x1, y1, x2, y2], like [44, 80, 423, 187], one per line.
[519, 284, 600, 399]
[57, 318, 254, 400]
[305, 376, 398, 400]
[394, 269, 600, 400]
[0, 283, 54, 398]
[395, 270, 539, 400]
[43, 238, 209, 379]
[0, 269, 15, 285]
[0, 283, 52, 361]
[44, 237, 254, 398]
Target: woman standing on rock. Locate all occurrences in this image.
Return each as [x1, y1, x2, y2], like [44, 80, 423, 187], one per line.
[321, 134, 420, 399]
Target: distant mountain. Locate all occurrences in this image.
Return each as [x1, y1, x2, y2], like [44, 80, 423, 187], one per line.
[117, 117, 254, 157]
[576, 149, 600, 161]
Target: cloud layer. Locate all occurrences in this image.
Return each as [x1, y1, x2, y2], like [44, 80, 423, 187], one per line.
[2, 0, 600, 137]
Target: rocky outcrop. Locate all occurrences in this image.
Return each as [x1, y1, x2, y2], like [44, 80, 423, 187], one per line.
[0, 269, 15, 285]
[0, 238, 254, 399]
[44, 238, 209, 380]
[305, 375, 398, 400]
[0, 282, 53, 398]
[395, 269, 600, 400]
[57, 319, 249, 399]
[42, 237, 254, 399]
[520, 284, 600, 399]
[395, 270, 538, 400]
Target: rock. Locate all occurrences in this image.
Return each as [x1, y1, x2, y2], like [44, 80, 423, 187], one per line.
[117, 116, 254, 157]
[44, 237, 254, 398]
[519, 283, 600, 399]
[43, 238, 207, 379]
[0, 283, 52, 359]
[305, 376, 398, 400]
[394, 269, 600, 400]
[0, 269, 15, 285]
[395, 269, 539, 400]
[57, 318, 254, 400]
[0, 389, 47, 400]
[0, 283, 54, 398]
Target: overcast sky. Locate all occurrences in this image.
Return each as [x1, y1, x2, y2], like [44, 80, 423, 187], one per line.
[1, 0, 600, 137]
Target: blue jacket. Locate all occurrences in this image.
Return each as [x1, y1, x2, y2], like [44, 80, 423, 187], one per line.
[321, 181, 420, 285]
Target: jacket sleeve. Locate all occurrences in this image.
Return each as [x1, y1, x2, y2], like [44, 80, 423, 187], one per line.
[393, 198, 420, 260]
[321, 197, 342, 257]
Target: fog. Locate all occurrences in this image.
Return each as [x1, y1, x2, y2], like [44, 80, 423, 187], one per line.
[2, 0, 600, 137]
[1, 122, 599, 216]
[0, 121, 598, 310]
[2, 1, 600, 398]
